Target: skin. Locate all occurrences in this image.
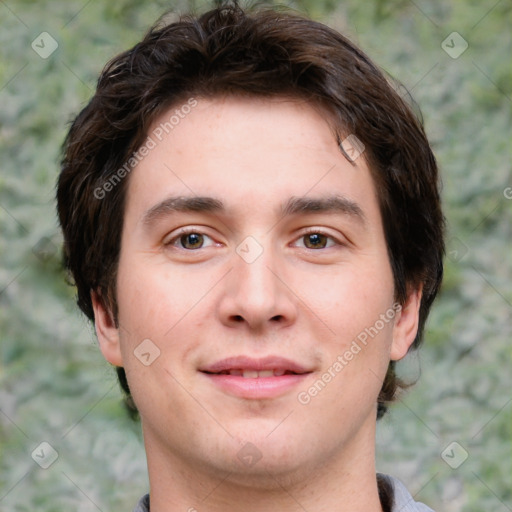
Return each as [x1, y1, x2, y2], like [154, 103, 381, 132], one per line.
[92, 96, 421, 512]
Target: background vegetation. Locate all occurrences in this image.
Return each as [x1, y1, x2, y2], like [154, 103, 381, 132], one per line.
[1, 0, 510, 510]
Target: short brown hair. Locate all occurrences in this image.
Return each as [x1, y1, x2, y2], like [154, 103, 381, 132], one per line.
[57, 2, 444, 422]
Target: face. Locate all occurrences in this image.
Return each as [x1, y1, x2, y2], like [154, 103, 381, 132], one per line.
[93, 96, 420, 485]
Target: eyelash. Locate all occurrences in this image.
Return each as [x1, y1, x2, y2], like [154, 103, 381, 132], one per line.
[164, 227, 343, 250]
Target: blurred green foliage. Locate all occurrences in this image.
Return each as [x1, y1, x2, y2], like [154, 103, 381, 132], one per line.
[1, 1, 511, 511]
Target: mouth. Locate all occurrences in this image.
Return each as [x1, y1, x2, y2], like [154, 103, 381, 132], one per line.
[199, 356, 313, 399]
[203, 368, 300, 378]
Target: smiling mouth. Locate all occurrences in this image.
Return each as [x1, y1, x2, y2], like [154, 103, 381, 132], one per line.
[199, 357, 313, 399]
[198, 354, 314, 399]
[202, 369, 301, 378]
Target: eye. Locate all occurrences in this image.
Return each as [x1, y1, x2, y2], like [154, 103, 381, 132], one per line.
[165, 229, 216, 250]
[294, 229, 339, 250]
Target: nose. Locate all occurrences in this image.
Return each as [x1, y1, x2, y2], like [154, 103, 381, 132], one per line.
[216, 240, 298, 332]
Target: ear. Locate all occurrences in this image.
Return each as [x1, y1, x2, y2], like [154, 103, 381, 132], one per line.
[390, 285, 423, 361]
[91, 290, 123, 366]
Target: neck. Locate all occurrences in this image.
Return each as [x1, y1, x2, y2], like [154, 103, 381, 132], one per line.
[143, 419, 383, 512]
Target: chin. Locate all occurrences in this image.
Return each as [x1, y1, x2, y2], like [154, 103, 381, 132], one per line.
[219, 446, 311, 491]
[227, 427, 314, 477]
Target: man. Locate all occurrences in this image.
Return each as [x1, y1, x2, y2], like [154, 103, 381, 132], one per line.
[57, 2, 444, 511]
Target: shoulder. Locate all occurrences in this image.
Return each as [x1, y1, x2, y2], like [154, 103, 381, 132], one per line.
[132, 493, 150, 512]
[379, 474, 436, 512]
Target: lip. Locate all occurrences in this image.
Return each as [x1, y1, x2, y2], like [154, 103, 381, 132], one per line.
[199, 355, 313, 399]
[200, 355, 311, 374]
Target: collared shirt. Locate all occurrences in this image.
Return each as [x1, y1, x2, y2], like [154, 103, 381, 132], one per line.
[132, 474, 435, 511]
[385, 475, 435, 511]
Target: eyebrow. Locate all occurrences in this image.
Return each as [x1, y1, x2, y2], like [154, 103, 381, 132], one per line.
[141, 194, 366, 226]
[279, 195, 365, 224]
[142, 196, 224, 226]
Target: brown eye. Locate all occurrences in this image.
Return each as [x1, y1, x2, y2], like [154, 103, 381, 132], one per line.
[303, 233, 329, 249]
[165, 229, 216, 251]
[179, 232, 204, 249]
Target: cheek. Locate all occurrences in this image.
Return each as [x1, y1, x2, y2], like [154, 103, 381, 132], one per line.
[116, 262, 204, 340]
[299, 254, 396, 393]
[115, 264, 204, 423]
[299, 319, 395, 427]
[296, 257, 395, 339]
[114, 260, 214, 397]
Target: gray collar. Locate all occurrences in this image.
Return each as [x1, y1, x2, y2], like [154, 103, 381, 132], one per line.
[385, 475, 435, 512]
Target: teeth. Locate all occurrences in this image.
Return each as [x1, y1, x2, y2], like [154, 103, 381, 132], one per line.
[225, 369, 289, 378]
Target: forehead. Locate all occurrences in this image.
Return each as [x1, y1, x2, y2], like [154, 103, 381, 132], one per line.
[123, 96, 380, 228]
